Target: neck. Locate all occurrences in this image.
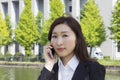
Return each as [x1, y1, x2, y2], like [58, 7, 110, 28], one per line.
[60, 53, 74, 66]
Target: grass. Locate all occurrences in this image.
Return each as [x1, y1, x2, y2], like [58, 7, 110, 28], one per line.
[98, 59, 120, 66]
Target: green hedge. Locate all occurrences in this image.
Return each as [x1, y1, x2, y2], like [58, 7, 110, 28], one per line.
[98, 59, 120, 66]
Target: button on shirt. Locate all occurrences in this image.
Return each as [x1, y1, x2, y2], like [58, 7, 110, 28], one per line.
[58, 55, 79, 80]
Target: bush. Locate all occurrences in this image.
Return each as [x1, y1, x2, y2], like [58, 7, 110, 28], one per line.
[104, 56, 110, 60]
[0, 52, 3, 57]
[14, 52, 24, 61]
[0, 52, 4, 60]
[22, 54, 34, 62]
[38, 54, 45, 62]
[30, 54, 45, 62]
[21, 54, 45, 62]
[29, 55, 38, 62]
[4, 51, 12, 61]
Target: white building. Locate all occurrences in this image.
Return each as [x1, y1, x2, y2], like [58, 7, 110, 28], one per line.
[0, 0, 119, 60]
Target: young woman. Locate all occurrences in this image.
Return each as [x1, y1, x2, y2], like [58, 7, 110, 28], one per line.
[38, 16, 105, 80]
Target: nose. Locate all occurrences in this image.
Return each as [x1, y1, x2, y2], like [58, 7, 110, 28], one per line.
[56, 37, 63, 46]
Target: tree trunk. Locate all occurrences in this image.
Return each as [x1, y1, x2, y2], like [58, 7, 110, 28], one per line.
[89, 47, 93, 56]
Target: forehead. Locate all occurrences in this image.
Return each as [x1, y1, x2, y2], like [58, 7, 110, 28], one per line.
[52, 24, 73, 34]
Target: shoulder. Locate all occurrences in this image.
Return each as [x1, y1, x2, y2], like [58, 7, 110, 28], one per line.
[87, 61, 106, 80]
[38, 67, 55, 80]
[88, 61, 105, 73]
[89, 61, 105, 69]
[38, 63, 58, 80]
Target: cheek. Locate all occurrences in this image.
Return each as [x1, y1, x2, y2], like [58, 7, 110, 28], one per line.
[64, 38, 76, 47]
[51, 40, 56, 47]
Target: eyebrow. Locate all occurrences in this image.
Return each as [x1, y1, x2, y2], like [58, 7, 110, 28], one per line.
[52, 31, 68, 34]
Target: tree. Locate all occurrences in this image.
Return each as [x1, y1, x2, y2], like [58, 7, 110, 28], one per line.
[80, 0, 106, 55]
[35, 11, 43, 44]
[5, 14, 13, 45]
[40, 0, 65, 45]
[0, 12, 10, 53]
[50, 0, 65, 21]
[109, 1, 120, 47]
[15, 0, 40, 56]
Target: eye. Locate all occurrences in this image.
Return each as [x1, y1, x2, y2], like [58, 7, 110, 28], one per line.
[52, 35, 57, 38]
[63, 34, 68, 37]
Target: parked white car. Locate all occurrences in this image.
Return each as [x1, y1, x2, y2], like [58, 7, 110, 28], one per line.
[91, 47, 104, 59]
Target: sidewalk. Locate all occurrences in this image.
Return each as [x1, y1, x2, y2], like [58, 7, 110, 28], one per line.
[106, 66, 120, 72]
[0, 61, 44, 69]
[0, 61, 120, 72]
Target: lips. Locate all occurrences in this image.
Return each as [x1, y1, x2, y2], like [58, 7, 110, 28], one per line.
[57, 48, 65, 52]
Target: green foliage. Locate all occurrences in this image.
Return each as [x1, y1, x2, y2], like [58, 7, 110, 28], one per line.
[80, 0, 106, 47]
[0, 52, 4, 60]
[98, 59, 120, 66]
[0, 51, 3, 58]
[14, 52, 24, 61]
[80, 9, 84, 19]
[0, 12, 10, 49]
[15, 0, 40, 56]
[40, 19, 53, 45]
[4, 51, 12, 57]
[5, 14, 12, 35]
[50, 0, 65, 21]
[14, 52, 23, 57]
[35, 11, 43, 30]
[109, 1, 120, 47]
[35, 11, 43, 44]
[104, 56, 110, 60]
[4, 51, 12, 61]
[5, 14, 13, 45]
[40, 0, 65, 45]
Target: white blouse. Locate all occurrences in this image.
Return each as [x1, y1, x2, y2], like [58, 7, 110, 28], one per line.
[58, 55, 79, 80]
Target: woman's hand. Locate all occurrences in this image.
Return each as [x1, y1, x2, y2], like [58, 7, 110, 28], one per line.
[44, 45, 56, 71]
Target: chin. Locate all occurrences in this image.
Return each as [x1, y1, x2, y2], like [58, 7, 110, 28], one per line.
[58, 54, 65, 58]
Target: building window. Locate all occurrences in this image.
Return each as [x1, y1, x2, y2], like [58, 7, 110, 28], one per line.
[118, 47, 120, 52]
[12, 1, 19, 24]
[69, 6, 72, 12]
[2, 2, 8, 17]
[117, 42, 120, 52]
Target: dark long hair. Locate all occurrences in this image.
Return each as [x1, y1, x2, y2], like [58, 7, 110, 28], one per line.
[48, 16, 93, 62]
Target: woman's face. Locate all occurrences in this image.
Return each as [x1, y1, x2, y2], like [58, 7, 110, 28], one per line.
[51, 24, 76, 58]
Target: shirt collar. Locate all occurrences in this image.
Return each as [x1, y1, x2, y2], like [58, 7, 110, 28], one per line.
[58, 55, 79, 71]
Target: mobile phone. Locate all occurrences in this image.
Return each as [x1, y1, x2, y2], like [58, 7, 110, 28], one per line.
[49, 48, 55, 58]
